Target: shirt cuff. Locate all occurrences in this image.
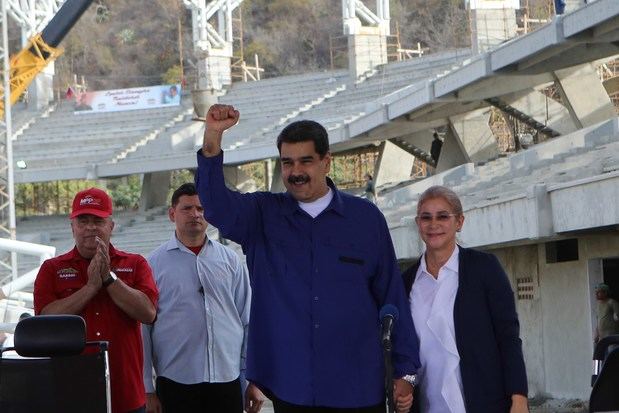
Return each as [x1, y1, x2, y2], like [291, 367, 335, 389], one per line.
[196, 148, 224, 165]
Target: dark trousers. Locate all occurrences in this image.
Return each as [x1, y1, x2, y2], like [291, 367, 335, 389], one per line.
[272, 396, 385, 413]
[156, 376, 243, 413]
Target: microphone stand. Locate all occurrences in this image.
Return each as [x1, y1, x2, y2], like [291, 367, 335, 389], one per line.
[383, 336, 395, 413]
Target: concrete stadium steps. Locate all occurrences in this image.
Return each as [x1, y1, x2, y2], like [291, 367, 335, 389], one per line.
[123, 71, 352, 162]
[79, 49, 472, 171]
[11, 102, 189, 175]
[231, 50, 471, 147]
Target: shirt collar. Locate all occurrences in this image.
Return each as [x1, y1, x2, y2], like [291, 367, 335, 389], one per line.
[418, 245, 460, 280]
[167, 232, 209, 254]
[282, 177, 345, 217]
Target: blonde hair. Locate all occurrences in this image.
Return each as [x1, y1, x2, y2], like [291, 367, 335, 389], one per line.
[417, 185, 463, 215]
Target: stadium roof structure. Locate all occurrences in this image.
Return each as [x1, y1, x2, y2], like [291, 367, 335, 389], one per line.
[11, 0, 619, 183]
[382, 116, 619, 259]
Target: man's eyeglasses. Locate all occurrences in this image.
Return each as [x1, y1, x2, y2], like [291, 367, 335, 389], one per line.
[415, 212, 458, 223]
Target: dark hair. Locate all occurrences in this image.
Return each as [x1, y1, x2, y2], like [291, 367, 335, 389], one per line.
[170, 85, 178, 92]
[171, 183, 198, 207]
[276, 120, 329, 157]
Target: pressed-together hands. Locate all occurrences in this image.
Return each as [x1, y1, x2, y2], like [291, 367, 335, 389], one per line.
[85, 236, 110, 292]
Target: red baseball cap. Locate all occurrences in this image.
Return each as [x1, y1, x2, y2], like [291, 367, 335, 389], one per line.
[70, 187, 113, 219]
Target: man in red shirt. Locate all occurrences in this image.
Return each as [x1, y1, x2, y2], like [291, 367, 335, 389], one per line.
[34, 187, 158, 413]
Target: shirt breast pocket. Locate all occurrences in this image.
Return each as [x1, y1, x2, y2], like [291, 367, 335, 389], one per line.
[326, 239, 372, 285]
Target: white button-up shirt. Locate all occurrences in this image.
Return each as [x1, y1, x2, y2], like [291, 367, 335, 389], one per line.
[410, 246, 466, 413]
[142, 234, 251, 392]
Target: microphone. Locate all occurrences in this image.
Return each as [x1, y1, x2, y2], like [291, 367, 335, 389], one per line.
[379, 304, 399, 350]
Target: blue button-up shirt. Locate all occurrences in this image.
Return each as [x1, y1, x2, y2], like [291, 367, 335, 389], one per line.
[196, 151, 420, 408]
[142, 234, 251, 392]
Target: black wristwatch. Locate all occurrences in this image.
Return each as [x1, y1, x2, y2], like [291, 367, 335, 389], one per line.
[102, 271, 118, 288]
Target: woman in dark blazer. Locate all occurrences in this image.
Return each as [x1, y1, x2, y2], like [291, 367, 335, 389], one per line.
[403, 185, 528, 413]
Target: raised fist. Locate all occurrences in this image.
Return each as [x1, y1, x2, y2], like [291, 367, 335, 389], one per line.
[206, 104, 239, 133]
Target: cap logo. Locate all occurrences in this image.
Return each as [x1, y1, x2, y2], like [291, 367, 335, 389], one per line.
[80, 195, 101, 206]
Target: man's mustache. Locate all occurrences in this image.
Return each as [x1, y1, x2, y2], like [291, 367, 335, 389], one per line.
[288, 175, 310, 185]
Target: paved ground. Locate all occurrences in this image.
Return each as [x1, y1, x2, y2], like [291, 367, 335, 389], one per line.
[529, 398, 587, 413]
[260, 398, 588, 413]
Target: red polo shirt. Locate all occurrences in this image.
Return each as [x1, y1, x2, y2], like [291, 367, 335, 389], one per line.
[34, 245, 159, 413]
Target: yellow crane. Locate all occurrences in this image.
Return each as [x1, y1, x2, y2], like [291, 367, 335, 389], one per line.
[0, 0, 94, 117]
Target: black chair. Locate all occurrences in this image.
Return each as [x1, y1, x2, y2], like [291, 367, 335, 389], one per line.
[0, 315, 110, 413]
[590, 334, 619, 412]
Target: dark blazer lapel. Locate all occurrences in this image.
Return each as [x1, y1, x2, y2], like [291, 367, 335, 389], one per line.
[404, 257, 422, 296]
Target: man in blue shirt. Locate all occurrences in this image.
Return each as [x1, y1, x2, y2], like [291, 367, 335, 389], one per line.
[142, 183, 255, 413]
[196, 104, 420, 413]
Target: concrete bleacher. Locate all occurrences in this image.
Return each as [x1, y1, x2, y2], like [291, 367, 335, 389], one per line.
[11, 100, 192, 181]
[233, 49, 471, 146]
[115, 49, 471, 168]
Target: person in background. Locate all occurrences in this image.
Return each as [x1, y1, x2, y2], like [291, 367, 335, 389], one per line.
[403, 185, 528, 413]
[143, 183, 256, 413]
[34, 187, 158, 413]
[594, 283, 619, 344]
[430, 132, 442, 166]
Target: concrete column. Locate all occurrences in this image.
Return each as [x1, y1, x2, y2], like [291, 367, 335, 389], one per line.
[191, 89, 219, 119]
[264, 158, 274, 191]
[374, 140, 416, 187]
[470, 5, 517, 54]
[554, 63, 616, 129]
[348, 27, 388, 79]
[223, 165, 257, 193]
[435, 127, 469, 172]
[27, 63, 55, 110]
[564, 0, 586, 13]
[139, 171, 172, 211]
[196, 50, 233, 92]
[443, 108, 498, 170]
[269, 160, 286, 193]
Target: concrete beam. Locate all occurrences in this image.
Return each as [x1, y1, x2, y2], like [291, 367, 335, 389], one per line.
[500, 89, 578, 135]
[374, 140, 415, 187]
[435, 125, 469, 172]
[446, 108, 498, 167]
[554, 63, 616, 128]
[269, 160, 286, 193]
[223, 165, 257, 193]
[454, 74, 555, 102]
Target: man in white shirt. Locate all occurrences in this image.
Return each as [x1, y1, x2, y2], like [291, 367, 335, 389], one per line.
[142, 183, 260, 413]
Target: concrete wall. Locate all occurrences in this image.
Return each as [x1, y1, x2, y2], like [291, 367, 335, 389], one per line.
[494, 244, 545, 398]
[491, 233, 619, 400]
[470, 7, 517, 54]
[348, 28, 388, 79]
